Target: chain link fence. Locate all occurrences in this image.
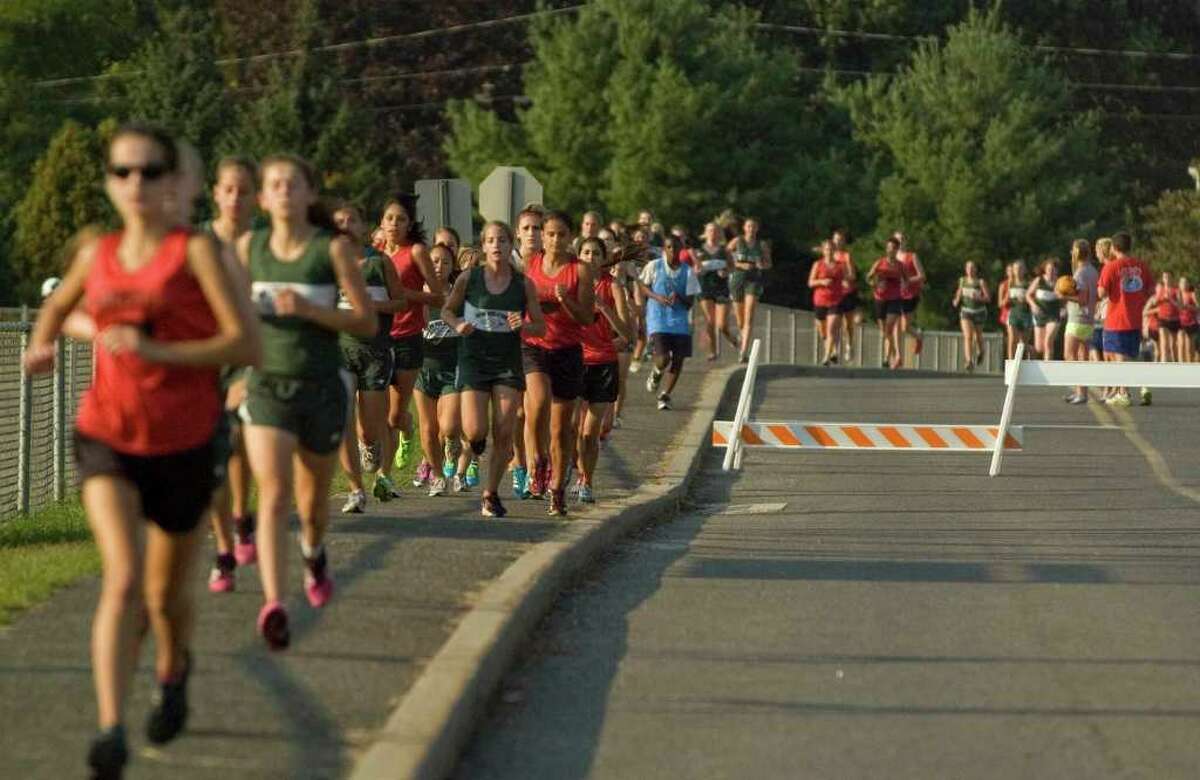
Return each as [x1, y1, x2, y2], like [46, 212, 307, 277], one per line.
[0, 308, 93, 519]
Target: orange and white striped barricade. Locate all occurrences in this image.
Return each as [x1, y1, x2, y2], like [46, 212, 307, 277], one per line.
[713, 420, 1022, 454]
[990, 342, 1200, 476]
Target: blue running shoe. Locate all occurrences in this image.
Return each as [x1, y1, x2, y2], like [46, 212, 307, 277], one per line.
[512, 466, 529, 499]
[465, 459, 480, 488]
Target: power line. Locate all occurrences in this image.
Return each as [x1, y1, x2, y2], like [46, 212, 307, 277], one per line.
[758, 22, 1200, 62]
[370, 94, 530, 114]
[340, 61, 531, 87]
[795, 64, 1200, 96]
[31, 6, 583, 89]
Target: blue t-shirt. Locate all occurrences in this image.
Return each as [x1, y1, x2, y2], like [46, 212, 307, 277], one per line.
[641, 258, 700, 336]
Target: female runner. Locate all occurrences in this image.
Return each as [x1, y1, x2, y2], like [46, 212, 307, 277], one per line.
[1146, 271, 1181, 362]
[894, 232, 924, 359]
[832, 230, 860, 363]
[24, 125, 257, 776]
[952, 261, 990, 371]
[442, 222, 546, 517]
[1027, 259, 1063, 359]
[808, 239, 849, 365]
[1179, 277, 1197, 363]
[1063, 240, 1098, 403]
[867, 237, 907, 369]
[522, 211, 595, 516]
[1006, 261, 1033, 359]
[412, 242, 463, 496]
[237, 155, 377, 650]
[575, 237, 632, 503]
[693, 222, 737, 360]
[333, 203, 407, 513]
[379, 196, 442, 494]
[727, 217, 772, 362]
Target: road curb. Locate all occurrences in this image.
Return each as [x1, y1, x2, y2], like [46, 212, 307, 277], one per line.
[348, 363, 742, 780]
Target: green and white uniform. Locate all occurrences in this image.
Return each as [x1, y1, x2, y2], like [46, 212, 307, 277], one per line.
[1008, 280, 1033, 330]
[959, 277, 986, 325]
[339, 246, 395, 392]
[1032, 279, 1061, 327]
[729, 238, 766, 300]
[240, 228, 349, 454]
[416, 312, 461, 398]
[693, 243, 730, 303]
[455, 266, 527, 392]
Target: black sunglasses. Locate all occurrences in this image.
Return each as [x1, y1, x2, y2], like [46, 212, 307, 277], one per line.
[106, 162, 171, 181]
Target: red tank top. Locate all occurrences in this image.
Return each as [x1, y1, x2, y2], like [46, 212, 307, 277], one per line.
[388, 244, 426, 338]
[811, 260, 845, 308]
[523, 252, 584, 351]
[76, 229, 220, 455]
[1181, 291, 1197, 327]
[1157, 283, 1180, 321]
[582, 275, 619, 365]
[871, 259, 903, 301]
[835, 250, 855, 292]
[899, 251, 922, 299]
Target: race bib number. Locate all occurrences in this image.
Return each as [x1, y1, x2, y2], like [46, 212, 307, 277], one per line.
[464, 302, 515, 333]
[423, 318, 458, 340]
[701, 258, 726, 272]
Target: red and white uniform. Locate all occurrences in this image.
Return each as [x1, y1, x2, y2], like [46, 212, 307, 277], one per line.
[811, 260, 846, 309]
[388, 244, 426, 339]
[523, 252, 584, 350]
[582, 274, 619, 366]
[1156, 283, 1180, 322]
[76, 229, 220, 455]
[899, 250, 922, 300]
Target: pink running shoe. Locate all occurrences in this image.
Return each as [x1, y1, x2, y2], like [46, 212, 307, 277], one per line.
[528, 457, 549, 499]
[257, 601, 290, 651]
[207, 555, 235, 594]
[233, 515, 257, 566]
[412, 461, 433, 487]
[304, 551, 334, 608]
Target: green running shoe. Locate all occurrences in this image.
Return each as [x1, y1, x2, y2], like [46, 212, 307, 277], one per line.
[373, 474, 398, 502]
[394, 433, 413, 470]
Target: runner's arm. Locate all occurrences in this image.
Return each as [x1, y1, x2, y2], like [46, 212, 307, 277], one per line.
[952, 281, 962, 308]
[557, 262, 595, 325]
[608, 280, 635, 344]
[522, 278, 547, 338]
[440, 273, 472, 334]
[23, 235, 98, 374]
[759, 242, 773, 271]
[909, 254, 926, 286]
[404, 243, 445, 308]
[375, 258, 409, 314]
[979, 280, 991, 304]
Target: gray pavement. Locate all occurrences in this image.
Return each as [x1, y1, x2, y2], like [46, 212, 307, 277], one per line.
[0, 353, 722, 780]
[457, 370, 1200, 779]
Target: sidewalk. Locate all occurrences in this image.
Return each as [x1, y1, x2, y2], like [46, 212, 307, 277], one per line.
[0, 353, 729, 779]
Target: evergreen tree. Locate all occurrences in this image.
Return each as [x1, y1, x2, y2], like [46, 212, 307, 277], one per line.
[11, 119, 113, 303]
[1143, 188, 1200, 279]
[842, 7, 1114, 326]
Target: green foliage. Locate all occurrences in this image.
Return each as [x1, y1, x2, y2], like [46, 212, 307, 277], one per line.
[12, 119, 113, 302]
[219, 0, 382, 209]
[96, 6, 232, 163]
[841, 7, 1114, 327]
[1143, 189, 1200, 280]
[442, 99, 532, 188]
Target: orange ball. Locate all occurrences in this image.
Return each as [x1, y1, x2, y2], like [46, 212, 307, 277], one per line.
[1055, 275, 1077, 297]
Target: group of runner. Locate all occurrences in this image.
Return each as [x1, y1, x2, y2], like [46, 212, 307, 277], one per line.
[20, 127, 772, 778]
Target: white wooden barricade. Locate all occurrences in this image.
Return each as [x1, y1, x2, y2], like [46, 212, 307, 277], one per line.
[722, 339, 762, 472]
[990, 344, 1200, 476]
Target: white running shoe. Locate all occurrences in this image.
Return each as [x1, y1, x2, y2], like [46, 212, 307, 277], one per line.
[452, 474, 468, 493]
[360, 441, 379, 473]
[646, 369, 662, 393]
[341, 490, 367, 514]
[628, 361, 641, 374]
[428, 477, 447, 497]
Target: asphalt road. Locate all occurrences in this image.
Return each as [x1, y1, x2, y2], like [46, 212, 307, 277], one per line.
[0, 353, 720, 780]
[456, 370, 1200, 779]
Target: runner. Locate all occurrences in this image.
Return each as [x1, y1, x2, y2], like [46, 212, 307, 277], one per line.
[379, 196, 442, 496]
[1090, 239, 1112, 390]
[23, 124, 256, 777]
[1006, 261, 1033, 360]
[997, 262, 1013, 355]
[893, 231, 925, 361]
[434, 225, 460, 256]
[200, 156, 261, 594]
[573, 210, 602, 254]
[1027, 258, 1063, 359]
[412, 242, 463, 496]
[808, 239, 849, 366]
[609, 233, 644, 430]
[1098, 232, 1153, 407]
[1179, 276, 1197, 363]
[628, 226, 657, 371]
[727, 217, 772, 363]
[509, 207, 544, 499]
[1145, 271, 1180, 363]
[333, 204, 407, 513]
[867, 237, 907, 369]
[692, 221, 737, 360]
[237, 154, 378, 650]
[522, 211, 595, 516]
[1063, 240, 1098, 403]
[441, 221, 546, 517]
[640, 234, 701, 410]
[832, 229, 860, 363]
[575, 237, 632, 502]
[952, 261, 990, 372]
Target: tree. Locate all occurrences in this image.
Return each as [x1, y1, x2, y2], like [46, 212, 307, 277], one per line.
[842, 7, 1114, 327]
[1143, 188, 1200, 279]
[11, 119, 113, 303]
[96, 6, 232, 164]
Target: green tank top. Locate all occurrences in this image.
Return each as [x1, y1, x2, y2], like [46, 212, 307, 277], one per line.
[339, 245, 392, 348]
[249, 227, 342, 378]
[1008, 281, 1030, 315]
[422, 315, 460, 368]
[457, 266, 526, 378]
[1032, 278, 1061, 319]
[693, 244, 728, 276]
[960, 277, 985, 312]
